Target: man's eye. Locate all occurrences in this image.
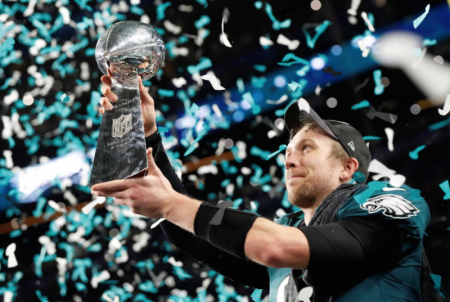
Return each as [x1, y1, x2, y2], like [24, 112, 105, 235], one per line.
[303, 145, 311, 151]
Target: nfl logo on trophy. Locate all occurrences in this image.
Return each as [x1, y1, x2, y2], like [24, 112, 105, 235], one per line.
[112, 114, 132, 138]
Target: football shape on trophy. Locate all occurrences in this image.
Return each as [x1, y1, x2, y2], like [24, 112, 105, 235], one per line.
[89, 21, 165, 187]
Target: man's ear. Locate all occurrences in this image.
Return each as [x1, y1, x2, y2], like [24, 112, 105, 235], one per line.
[340, 157, 359, 182]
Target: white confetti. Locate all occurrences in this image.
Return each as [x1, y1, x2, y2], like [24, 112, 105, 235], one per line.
[438, 94, 450, 116]
[361, 12, 375, 32]
[384, 127, 394, 151]
[3, 150, 13, 168]
[91, 270, 111, 288]
[198, 164, 219, 175]
[201, 71, 225, 90]
[164, 20, 182, 35]
[259, 36, 273, 47]
[266, 94, 288, 105]
[220, 17, 232, 47]
[368, 159, 406, 187]
[23, 0, 37, 17]
[276, 34, 300, 50]
[172, 77, 187, 88]
[150, 218, 166, 229]
[82, 196, 106, 215]
[168, 257, 183, 267]
[6, 243, 18, 268]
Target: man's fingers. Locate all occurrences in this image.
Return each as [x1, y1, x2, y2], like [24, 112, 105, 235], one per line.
[139, 76, 154, 105]
[91, 179, 131, 193]
[101, 75, 112, 87]
[99, 108, 105, 115]
[146, 148, 158, 175]
[101, 85, 118, 102]
[99, 97, 113, 111]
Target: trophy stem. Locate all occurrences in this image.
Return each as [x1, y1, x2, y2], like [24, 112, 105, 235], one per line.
[89, 74, 148, 187]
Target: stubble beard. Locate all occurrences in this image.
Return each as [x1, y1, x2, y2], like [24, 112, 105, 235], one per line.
[287, 174, 330, 208]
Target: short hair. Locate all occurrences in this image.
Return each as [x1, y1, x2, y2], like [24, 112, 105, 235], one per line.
[289, 122, 351, 166]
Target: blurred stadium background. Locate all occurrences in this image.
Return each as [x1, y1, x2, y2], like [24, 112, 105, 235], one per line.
[1, 0, 450, 301]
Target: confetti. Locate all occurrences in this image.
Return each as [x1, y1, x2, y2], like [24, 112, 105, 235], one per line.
[413, 4, 430, 29]
[439, 180, 450, 200]
[276, 34, 300, 50]
[302, 20, 332, 49]
[351, 100, 370, 110]
[438, 94, 450, 116]
[384, 127, 394, 151]
[201, 71, 225, 90]
[409, 145, 426, 160]
[368, 159, 406, 187]
[265, 3, 291, 30]
[365, 106, 398, 124]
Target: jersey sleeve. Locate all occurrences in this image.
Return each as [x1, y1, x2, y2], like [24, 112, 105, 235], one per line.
[336, 181, 431, 240]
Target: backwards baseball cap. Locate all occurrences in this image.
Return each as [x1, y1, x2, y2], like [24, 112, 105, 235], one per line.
[284, 98, 371, 183]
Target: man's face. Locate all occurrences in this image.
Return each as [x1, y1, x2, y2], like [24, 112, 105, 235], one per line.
[284, 126, 343, 208]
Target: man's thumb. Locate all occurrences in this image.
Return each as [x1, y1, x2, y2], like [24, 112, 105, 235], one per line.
[146, 148, 157, 173]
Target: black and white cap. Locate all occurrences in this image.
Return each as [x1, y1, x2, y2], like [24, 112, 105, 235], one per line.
[284, 98, 371, 183]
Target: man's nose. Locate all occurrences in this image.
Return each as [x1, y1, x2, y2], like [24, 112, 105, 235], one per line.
[284, 154, 297, 169]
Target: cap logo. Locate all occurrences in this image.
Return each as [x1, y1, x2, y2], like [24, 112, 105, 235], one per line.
[348, 141, 355, 151]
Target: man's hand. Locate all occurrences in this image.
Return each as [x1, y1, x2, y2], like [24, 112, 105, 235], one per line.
[91, 148, 176, 218]
[99, 70, 158, 136]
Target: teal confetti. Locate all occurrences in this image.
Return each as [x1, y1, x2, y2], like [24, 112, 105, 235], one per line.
[173, 266, 193, 281]
[409, 145, 426, 160]
[253, 65, 267, 72]
[430, 273, 445, 299]
[351, 100, 370, 110]
[296, 64, 311, 77]
[265, 3, 291, 30]
[278, 53, 309, 67]
[184, 129, 208, 156]
[236, 78, 245, 92]
[266, 145, 287, 160]
[243, 92, 261, 114]
[130, 5, 144, 15]
[254, 1, 263, 9]
[195, 15, 210, 29]
[251, 289, 263, 302]
[439, 180, 450, 200]
[373, 69, 384, 95]
[251, 76, 267, 88]
[423, 38, 437, 46]
[36, 290, 49, 302]
[187, 57, 212, 74]
[363, 136, 382, 141]
[158, 89, 175, 98]
[287, 81, 302, 92]
[302, 20, 332, 49]
[9, 229, 22, 238]
[428, 117, 450, 131]
[156, 2, 171, 20]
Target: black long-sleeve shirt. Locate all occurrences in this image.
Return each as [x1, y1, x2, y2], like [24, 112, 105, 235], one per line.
[146, 132, 403, 292]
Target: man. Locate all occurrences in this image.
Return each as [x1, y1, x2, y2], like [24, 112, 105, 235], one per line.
[94, 76, 441, 301]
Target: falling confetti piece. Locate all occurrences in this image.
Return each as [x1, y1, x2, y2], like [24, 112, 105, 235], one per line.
[439, 180, 450, 200]
[201, 71, 225, 90]
[413, 4, 430, 29]
[409, 145, 426, 160]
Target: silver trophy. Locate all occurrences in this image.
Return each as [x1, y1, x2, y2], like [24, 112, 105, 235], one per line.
[89, 21, 165, 187]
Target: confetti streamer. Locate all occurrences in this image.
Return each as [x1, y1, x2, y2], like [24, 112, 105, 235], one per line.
[265, 3, 291, 30]
[278, 53, 309, 67]
[361, 11, 375, 32]
[413, 4, 430, 29]
[409, 145, 426, 160]
[302, 20, 332, 49]
[201, 71, 225, 90]
[368, 159, 406, 187]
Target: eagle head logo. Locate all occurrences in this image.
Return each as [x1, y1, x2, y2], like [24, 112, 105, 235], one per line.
[360, 194, 420, 219]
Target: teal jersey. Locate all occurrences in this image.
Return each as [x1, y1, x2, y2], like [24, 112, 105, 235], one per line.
[267, 181, 431, 302]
